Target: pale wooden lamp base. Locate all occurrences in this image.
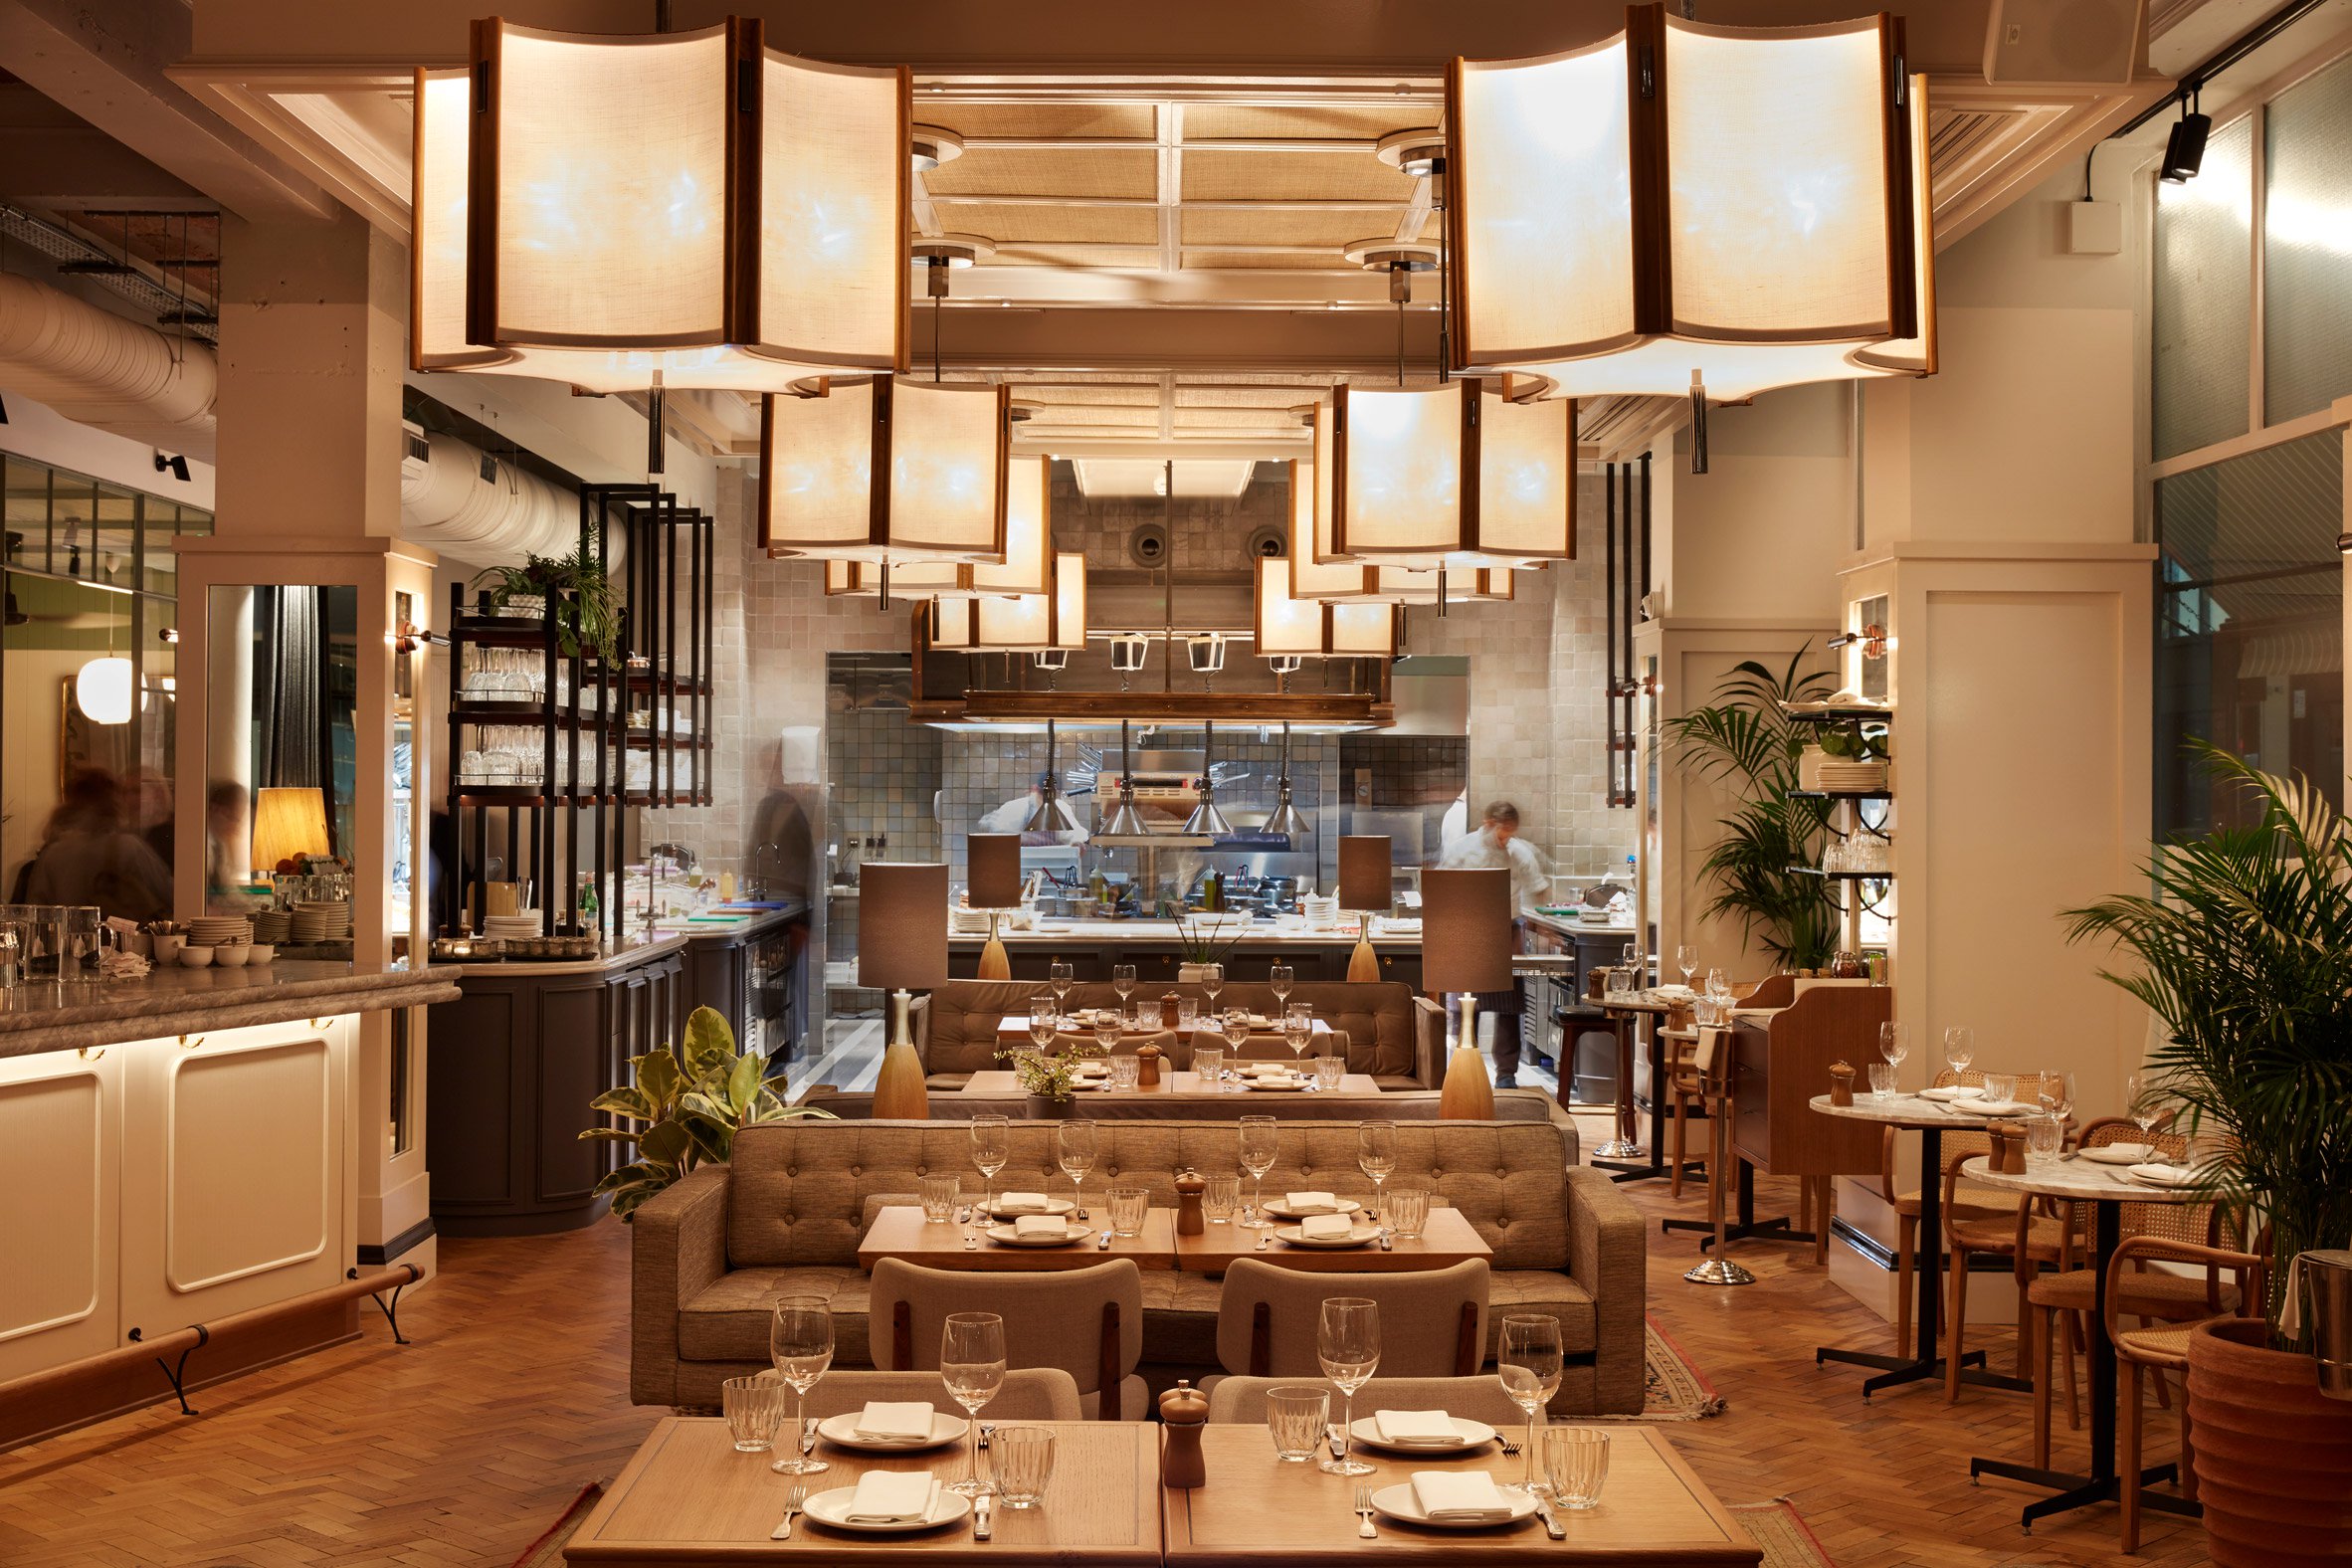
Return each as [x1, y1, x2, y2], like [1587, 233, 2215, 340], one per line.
[870, 990, 930, 1119]
[1439, 995, 1495, 1119]
[976, 930, 1011, 981]
[1346, 936, 1380, 983]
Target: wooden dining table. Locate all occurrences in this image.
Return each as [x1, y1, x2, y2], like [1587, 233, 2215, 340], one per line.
[956, 1070, 1385, 1100]
[859, 1205, 1180, 1272]
[1174, 1207, 1492, 1274]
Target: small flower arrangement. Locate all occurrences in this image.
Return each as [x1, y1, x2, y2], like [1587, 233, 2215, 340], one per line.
[996, 1037, 1108, 1101]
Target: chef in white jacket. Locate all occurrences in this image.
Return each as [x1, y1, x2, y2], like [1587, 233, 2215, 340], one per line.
[1437, 801, 1546, 1086]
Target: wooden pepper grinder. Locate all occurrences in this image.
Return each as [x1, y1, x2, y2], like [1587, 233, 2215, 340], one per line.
[1159, 1380, 1209, 1487]
[1829, 1061, 1856, 1107]
[1174, 1168, 1206, 1235]
[1159, 992, 1180, 1030]
[1136, 1042, 1163, 1087]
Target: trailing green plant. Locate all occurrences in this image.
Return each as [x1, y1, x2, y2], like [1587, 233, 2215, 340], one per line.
[1175, 912, 1243, 966]
[2062, 741, 2352, 1344]
[476, 542, 622, 661]
[581, 1005, 833, 1219]
[995, 1037, 1109, 1101]
[1662, 648, 1842, 970]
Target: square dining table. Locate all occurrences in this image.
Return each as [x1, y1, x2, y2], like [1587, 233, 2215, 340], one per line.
[998, 1011, 1337, 1055]
[1163, 1424, 1760, 1564]
[1174, 1206, 1491, 1274]
[956, 1070, 1384, 1100]
[562, 1416, 1162, 1565]
[858, 1204, 1179, 1272]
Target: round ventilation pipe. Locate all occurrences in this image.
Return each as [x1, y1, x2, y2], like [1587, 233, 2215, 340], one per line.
[0, 271, 217, 454]
[399, 422, 617, 570]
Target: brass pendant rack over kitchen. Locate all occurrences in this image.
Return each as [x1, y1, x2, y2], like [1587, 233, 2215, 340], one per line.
[444, 484, 714, 946]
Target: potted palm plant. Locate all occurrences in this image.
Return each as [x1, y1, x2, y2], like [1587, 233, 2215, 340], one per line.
[1662, 650, 1841, 971]
[2063, 743, 2352, 1565]
[476, 543, 622, 661]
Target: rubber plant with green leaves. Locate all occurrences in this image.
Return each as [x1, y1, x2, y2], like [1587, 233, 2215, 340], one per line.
[581, 1004, 833, 1220]
[1662, 648, 1842, 971]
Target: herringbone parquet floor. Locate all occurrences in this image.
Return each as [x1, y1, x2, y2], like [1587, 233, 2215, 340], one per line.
[0, 1172, 2214, 1567]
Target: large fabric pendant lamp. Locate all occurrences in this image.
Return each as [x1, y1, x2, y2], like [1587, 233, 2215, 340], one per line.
[823, 456, 1053, 600]
[1326, 383, 1573, 572]
[1422, 866, 1514, 1118]
[967, 833, 1023, 980]
[861, 862, 946, 1119]
[1447, 5, 1936, 443]
[411, 25, 905, 394]
[927, 552, 1087, 653]
[1254, 556, 1399, 660]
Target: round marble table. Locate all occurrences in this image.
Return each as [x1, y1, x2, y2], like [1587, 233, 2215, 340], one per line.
[1959, 1155, 2199, 1533]
[1805, 1093, 2024, 1398]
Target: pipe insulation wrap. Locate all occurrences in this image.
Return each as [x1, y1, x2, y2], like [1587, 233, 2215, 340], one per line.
[0, 271, 216, 452]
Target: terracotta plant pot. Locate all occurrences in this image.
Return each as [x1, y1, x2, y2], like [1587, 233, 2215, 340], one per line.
[2186, 1316, 2352, 1567]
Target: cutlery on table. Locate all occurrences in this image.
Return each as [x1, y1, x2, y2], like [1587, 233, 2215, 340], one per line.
[770, 1482, 805, 1540]
[1532, 1494, 1565, 1540]
[1257, 1233, 1273, 1250]
[1354, 1486, 1378, 1539]
[1498, 1435, 1520, 1458]
[1097, 1231, 1111, 1250]
[801, 1416, 819, 1459]
[1378, 1229, 1394, 1252]
[979, 1422, 995, 1451]
[975, 1493, 994, 1541]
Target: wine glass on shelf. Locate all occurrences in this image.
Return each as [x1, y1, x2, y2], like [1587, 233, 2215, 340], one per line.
[1111, 963, 1136, 1010]
[1675, 945, 1698, 987]
[1268, 963, 1293, 1014]
[768, 1294, 833, 1475]
[1238, 1114, 1278, 1229]
[1199, 962, 1225, 1015]
[969, 1113, 1010, 1218]
[1049, 959, 1074, 1024]
[940, 1312, 1007, 1498]
[1357, 1121, 1397, 1223]
[1497, 1314, 1564, 1495]
[1057, 1120, 1096, 1220]
[1316, 1297, 1381, 1476]
[1942, 1025, 1975, 1082]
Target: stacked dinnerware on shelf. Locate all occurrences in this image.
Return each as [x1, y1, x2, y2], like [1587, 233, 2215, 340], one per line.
[250, 909, 294, 945]
[291, 900, 353, 943]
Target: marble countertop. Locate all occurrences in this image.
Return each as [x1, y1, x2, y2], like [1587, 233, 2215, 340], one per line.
[949, 917, 1420, 947]
[1809, 1091, 2000, 1129]
[1520, 910, 1637, 942]
[447, 902, 804, 978]
[1960, 1153, 2201, 1203]
[0, 960, 462, 1059]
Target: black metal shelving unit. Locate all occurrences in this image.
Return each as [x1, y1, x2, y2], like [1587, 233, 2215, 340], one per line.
[446, 485, 715, 946]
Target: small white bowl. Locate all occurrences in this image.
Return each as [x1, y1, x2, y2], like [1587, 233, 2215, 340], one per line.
[177, 945, 214, 968]
[246, 944, 276, 964]
[212, 943, 250, 968]
[152, 933, 186, 961]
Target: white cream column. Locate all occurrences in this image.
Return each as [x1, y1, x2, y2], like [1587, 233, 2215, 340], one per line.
[173, 209, 440, 1282]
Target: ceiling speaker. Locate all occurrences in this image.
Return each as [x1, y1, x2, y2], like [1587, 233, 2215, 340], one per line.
[1984, 0, 2145, 86]
[1245, 523, 1286, 560]
[1127, 521, 1169, 570]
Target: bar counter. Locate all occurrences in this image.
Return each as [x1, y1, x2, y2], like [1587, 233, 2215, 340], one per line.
[0, 959, 460, 1060]
[947, 916, 1423, 987]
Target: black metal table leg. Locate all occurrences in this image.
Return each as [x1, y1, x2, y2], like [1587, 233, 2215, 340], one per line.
[1666, 1157, 1816, 1246]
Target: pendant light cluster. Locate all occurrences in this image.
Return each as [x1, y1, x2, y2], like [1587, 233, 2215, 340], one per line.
[410, 21, 907, 395]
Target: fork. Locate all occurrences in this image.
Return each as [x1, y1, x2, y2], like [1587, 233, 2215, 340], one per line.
[1354, 1486, 1378, 1538]
[770, 1482, 805, 1540]
[1498, 1435, 1521, 1458]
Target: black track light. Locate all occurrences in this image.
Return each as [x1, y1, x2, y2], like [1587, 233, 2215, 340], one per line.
[2162, 89, 2210, 183]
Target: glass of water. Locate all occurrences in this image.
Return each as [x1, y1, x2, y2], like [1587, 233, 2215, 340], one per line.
[1543, 1428, 1611, 1510]
[1193, 1044, 1224, 1089]
[1266, 1385, 1329, 1463]
[1108, 1054, 1141, 1092]
[1203, 1174, 1239, 1224]
[992, 1426, 1057, 1508]
[1867, 1062, 1897, 1099]
[722, 1374, 785, 1453]
[1107, 1184, 1149, 1237]
[1314, 1056, 1346, 1093]
[920, 1173, 960, 1224]
[1385, 1185, 1431, 1238]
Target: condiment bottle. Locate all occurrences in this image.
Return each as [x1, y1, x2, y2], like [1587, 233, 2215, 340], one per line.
[1136, 1042, 1163, 1087]
[1174, 1168, 1205, 1235]
[1159, 1380, 1209, 1487]
[1829, 1061, 1856, 1107]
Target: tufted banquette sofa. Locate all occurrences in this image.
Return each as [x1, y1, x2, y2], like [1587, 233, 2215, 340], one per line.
[630, 1115, 1646, 1415]
[910, 979, 1445, 1090]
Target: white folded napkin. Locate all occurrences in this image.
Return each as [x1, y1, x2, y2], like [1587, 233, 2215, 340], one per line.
[845, 1470, 939, 1523]
[1409, 1470, 1513, 1522]
[1283, 1191, 1339, 1213]
[854, 1402, 936, 1442]
[1014, 1214, 1069, 1239]
[997, 1191, 1052, 1213]
[1299, 1213, 1354, 1240]
[1374, 1410, 1462, 1446]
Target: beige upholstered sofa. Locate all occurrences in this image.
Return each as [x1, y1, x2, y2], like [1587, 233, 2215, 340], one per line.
[910, 979, 1445, 1090]
[630, 1116, 1646, 1416]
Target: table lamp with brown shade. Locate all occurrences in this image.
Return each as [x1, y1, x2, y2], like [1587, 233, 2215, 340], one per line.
[1338, 835, 1392, 983]
[967, 833, 1023, 981]
[1421, 866, 1513, 1119]
[252, 786, 330, 877]
[861, 863, 948, 1119]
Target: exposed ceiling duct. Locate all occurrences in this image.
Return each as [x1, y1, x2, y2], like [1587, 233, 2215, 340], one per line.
[0, 270, 217, 457]
[400, 420, 608, 569]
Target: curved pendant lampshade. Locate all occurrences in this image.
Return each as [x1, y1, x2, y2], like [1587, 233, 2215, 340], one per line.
[1448, 6, 1934, 401]
[1254, 556, 1398, 659]
[413, 24, 906, 392]
[928, 552, 1087, 653]
[822, 457, 1051, 597]
[760, 378, 1011, 565]
[1287, 470, 1515, 604]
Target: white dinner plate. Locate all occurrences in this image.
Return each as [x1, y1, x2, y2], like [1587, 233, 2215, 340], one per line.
[1917, 1086, 1969, 1101]
[2083, 1143, 2155, 1165]
[1246, 1078, 1309, 1092]
[1277, 1223, 1381, 1249]
[1347, 1416, 1498, 1454]
[814, 1411, 970, 1452]
[1951, 1097, 2029, 1117]
[986, 1222, 1095, 1247]
[1368, 1482, 1539, 1530]
[2127, 1163, 2201, 1188]
[988, 1197, 1077, 1219]
[801, 1484, 971, 1533]
[1262, 1197, 1365, 1220]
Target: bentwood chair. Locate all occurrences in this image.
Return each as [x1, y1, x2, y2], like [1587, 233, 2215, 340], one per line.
[1878, 1068, 2018, 1354]
[869, 1257, 1145, 1419]
[1205, 1373, 1526, 1427]
[2106, 1236, 2266, 1552]
[1213, 1259, 1490, 1379]
[1944, 1073, 2081, 1401]
[2026, 1121, 2234, 1467]
[798, 1367, 1083, 1423]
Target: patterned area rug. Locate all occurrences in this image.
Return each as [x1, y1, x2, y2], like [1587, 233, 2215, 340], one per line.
[511, 1480, 604, 1568]
[1729, 1501, 1840, 1568]
[1608, 1316, 1729, 1421]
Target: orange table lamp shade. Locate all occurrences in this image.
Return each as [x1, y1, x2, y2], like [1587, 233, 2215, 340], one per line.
[251, 787, 330, 876]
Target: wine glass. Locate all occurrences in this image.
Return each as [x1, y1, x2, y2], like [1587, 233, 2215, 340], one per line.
[2126, 1072, 2161, 1154]
[1675, 945, 1698, 987]
[768, 1295, 834, 1475]
[1111, 963, 1137, 1008]
[1029, 1013, 1057, 1058]
[1057, 1120, 1096, 1218]
[1238, 1114, 1278, 1229]
[1942, 1025, 1975, 1082]
[1049, 959, 1074, 1021]
[1223, 1008, 1252, 1067]
[1357, 1121, 1397, 1222]
[1200, 962, 1225, 1014]
[1268, 963, 1293, 1013]
[940, 1312, 1007, 1497]
[1316, 1297, 1380, 1476]
[1704, 967, 1732, 1005]
[1497, 1315, 1564, 1494]
[2038, 1072, 2074, 1126]
[1281, 1009, 1311, 1065]
[1878, 1022, 1910, 1073]
[969, 1113, 1010, 1218]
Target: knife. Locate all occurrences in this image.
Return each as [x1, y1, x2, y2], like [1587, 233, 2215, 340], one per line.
[974, 1494, 994, 1542]
[1532, 1495, 1565, 1540]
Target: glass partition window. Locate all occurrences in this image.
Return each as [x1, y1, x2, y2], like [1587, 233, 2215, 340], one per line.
[2152, 115, 2254, 462]
[2261, 51, 2352, 425]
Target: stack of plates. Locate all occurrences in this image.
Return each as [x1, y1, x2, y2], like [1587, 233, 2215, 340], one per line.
[483, 913, 542, 943]
[292, 900, 353, 942]
[250, 909, 294, 945]
[187, 915, 252, 947]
